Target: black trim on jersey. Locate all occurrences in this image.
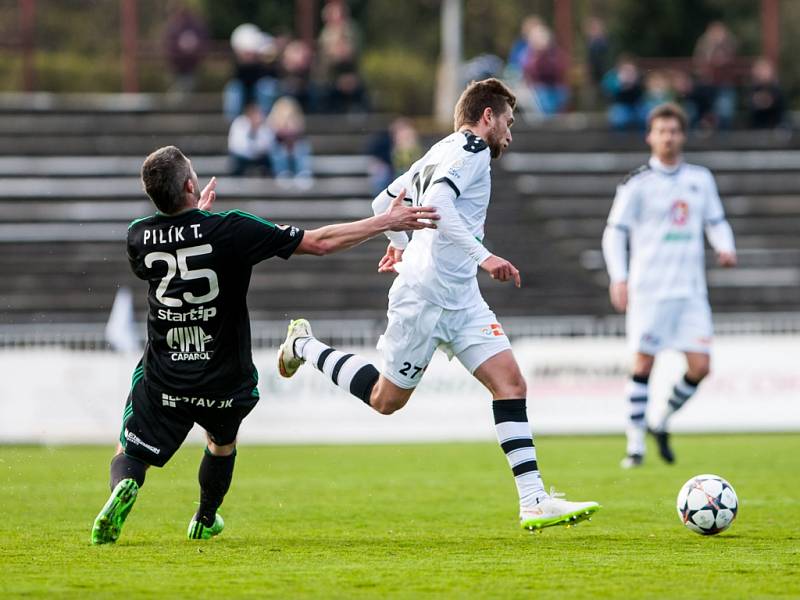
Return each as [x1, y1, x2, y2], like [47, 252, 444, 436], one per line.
[385, 188, 397, 198]
[432, 177, 461, 198]
[608, 222, 630, 232]
[619, 164, 652, 186]
[461, 131, 488, 153]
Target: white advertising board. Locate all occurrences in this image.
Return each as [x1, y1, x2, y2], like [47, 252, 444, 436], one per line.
[1, 336, 798, 444]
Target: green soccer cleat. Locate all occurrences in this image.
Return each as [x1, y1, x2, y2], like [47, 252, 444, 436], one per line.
[91, 478, 139, 545]
[187, 513, 225, 540]
[277, 318, 313, 378]
[519, 491, 601, 531]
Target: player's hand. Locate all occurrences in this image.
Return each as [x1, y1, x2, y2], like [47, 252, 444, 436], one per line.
[383, 189, 439, 231]
[378, 243, 404, 273]
[609, 281, 628, 312]
[717, 251, 737, 268]
[480, 255, 521, 288]
[198, 176, 217, 211]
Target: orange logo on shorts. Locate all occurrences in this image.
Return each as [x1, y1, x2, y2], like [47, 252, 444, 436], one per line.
[481, 323, 505, 337]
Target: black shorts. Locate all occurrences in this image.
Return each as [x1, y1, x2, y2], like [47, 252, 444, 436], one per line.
[119, 376, 259, 468]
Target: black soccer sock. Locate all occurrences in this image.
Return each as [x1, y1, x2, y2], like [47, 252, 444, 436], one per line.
[296, 337, 379, 405]
[197, 448, 236, 527]
[110, 453, 147, 490]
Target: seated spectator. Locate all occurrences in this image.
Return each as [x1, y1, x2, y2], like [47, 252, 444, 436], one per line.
[316, 1, 368, 113]
[642, 70, 675, 115]
[267, 96, 313, 188]
[367, 117, 422, 197]
[747, 57, 786, 129]
[693, 21, 738, 129]
[279, 38, 319, 113]
[602, 56, 645, 130]
[223, 23, 280, 121]
[163, 4, 209, 97]
[523, 25, 569, 116]
[227, 103, 274, 176]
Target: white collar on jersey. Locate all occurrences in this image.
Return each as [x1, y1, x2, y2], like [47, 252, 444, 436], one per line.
[648, 156, 683, 175]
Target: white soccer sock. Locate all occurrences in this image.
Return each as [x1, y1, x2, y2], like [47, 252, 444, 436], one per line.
[296, 337, 379, 405]
[493, 399, 547, 508]
[656, 374, 700, 432]
[626, 375, 649, 456]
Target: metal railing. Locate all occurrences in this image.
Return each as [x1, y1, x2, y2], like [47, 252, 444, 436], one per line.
[1, 312, 799, 351]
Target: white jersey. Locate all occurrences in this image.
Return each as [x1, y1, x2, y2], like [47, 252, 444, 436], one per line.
[386, 130, 492, 309]
[606, 157, 729, 300]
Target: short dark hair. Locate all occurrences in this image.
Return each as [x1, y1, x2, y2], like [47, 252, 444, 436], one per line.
[140, 145, 192, 214]
[453, 78, 516, 131]
[647, 102, 688, 132]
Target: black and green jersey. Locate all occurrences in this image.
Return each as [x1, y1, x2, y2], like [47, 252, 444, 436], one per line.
[127, 208, 304, 396]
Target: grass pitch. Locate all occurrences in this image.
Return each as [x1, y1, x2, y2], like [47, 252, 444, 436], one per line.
[1, 434, 798, 599]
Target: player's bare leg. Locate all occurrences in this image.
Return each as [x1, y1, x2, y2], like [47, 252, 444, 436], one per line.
[188, 435, 235, 540]
[650, 351, 710, 464]
[621, 352, 655, 468]
[473, 350, 600, 530]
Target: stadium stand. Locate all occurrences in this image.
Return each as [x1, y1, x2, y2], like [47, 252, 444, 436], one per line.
[0, 94, 798, 328]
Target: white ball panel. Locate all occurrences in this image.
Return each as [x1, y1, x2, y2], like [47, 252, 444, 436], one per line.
[715, 509, 734, 530]
[720, 486, 738, 509]
[691, 509, 716, 530]
[701, 478, 723, 498]
[684, 520, 704, 534]
[687, 488, 709, 511]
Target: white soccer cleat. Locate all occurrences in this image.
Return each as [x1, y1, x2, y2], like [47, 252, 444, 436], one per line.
[519, 490, 601, 531]
[620, 454, 644, 469]
[278, 318, 313, 378]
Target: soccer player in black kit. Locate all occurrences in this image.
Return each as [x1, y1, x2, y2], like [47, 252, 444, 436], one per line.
[91, 145, 438, 544]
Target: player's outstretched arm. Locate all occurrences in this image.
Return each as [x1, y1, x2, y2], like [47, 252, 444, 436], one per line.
[295, 191, 438, 256]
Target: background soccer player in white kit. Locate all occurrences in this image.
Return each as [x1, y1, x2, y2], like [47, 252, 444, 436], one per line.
[278, 78, 600, 530]
[602, 103, 737, 468]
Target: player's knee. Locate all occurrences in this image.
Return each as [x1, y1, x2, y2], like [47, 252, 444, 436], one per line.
[689, 365, 710, 382]
[372, 396, 404, 415]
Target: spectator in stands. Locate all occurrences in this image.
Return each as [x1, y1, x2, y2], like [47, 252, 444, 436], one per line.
[693, 21, 738, 129]
[223, 23, 281, 121]
[522, 24, 569, 116]
[279, 38, 318, 113]
[642, 70, 675, 116]
[316, 1, 368, 113]
[602, 56, 645, 130]
[506, 15, 544, 79]
[584, 17, 610, 90]
[163, 4, 209, 97]
[746, 57, 786, 129]
[267, 96, 313, 188]
[367, 117, 422, 197]
[227, 102, 274, 176]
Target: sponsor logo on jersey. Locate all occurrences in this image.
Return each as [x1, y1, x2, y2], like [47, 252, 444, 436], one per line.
[161, 393, 234, 408]
[167, 326, 213, 361]
[157, 306, 217, 322]
[670, 200, 689, 225]
[124, 428, 161, 455]
[448, 158, 466, 178]
[481, 323, 505, 337]
[277, 224, 300, 237]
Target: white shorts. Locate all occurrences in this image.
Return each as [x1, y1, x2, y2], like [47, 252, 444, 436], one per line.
[377, 279, 512, 389]
[626, 296, 713, 355]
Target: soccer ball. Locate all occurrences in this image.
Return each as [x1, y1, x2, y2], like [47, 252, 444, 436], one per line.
[676, 474, 738, 535]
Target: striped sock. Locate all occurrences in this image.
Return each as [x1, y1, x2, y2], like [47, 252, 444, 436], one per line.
[626, 374, 649, 457]
[656, 374, 700, 431]
[493, 399, 547, 508]
[296, 337, 379, 405]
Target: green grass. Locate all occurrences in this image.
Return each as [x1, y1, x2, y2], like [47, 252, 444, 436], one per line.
[1, 434, 799, 599]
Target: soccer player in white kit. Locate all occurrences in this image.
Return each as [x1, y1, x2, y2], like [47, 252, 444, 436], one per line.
[278, 78, 600, 530]
[602, 103, 737, 468]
